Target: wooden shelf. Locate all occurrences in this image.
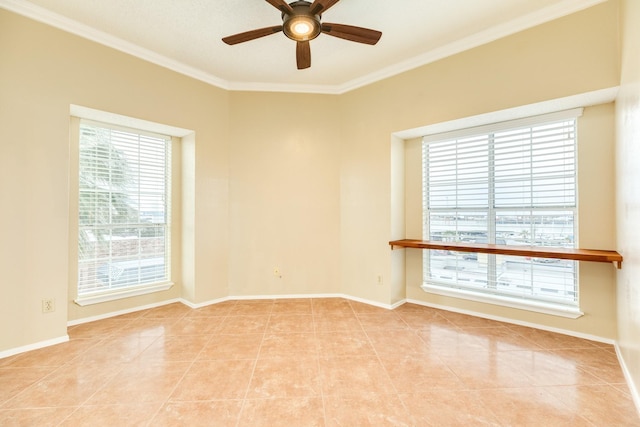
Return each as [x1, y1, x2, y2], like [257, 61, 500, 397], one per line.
[389, 239, 623, 269]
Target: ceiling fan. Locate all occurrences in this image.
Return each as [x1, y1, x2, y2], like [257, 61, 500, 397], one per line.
[222, 0, 382, 70]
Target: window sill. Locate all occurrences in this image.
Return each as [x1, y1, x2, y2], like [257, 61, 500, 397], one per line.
[74, 282, 174, 306]
[421, 284, 583, 319]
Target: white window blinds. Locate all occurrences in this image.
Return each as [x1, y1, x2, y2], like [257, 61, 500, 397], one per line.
[78, 120, 171, 296]
[422, 110, 580, 310]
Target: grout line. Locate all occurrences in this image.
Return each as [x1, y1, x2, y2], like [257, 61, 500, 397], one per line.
[234, 302, 274, 427]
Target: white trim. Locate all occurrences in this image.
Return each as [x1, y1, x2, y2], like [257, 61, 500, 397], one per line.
[406, 298, 610, 344]
[421, 284, 583, 319]
[0, 0, 607, 95]
[0, 335, 69, 359]
[67, 298, 181, 326]
[179, 296, 233, 309]
[74, 282, 174, 307]
[70, 105, 194, 137]
[615, 343, 640, 418]
[336, 0, 607, 94]
[393, 87, 618, 140]
[0, 0, 230, 91]
[228, 293, 342, 301]
[422, 108, 583, 142]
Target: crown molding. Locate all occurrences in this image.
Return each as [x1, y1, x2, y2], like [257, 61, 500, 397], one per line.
[1, 0, 607, 95]
[0, 0, 231, 90]
[334, 0, 608, 94]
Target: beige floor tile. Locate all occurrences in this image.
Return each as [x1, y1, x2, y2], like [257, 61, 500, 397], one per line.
[67, 318, 130, 339]
[229, 300, 275, 316]
[112, 317, 180, 338]
[507, 325, 601, 350]
[366, 329, 430, 355]
[545, 384, 640, 426]
[478, 387, 594, 426]
[247, 356, 321, 398]
[217, 315, 270, 334]
[86, 360, 191, 405]
[198, 333, 263, 360]
[550, 347, 628, 384]
[495, 349, 604, 386]
[152, 400, 243, 426]
[438, 311, 505, 328]
[259, 332, 319, 357]
[316, 330, 375, 357]
[312, 298, 355, 315]
[266, 314, 315, 333]
[356, 312, 410, 330]
[141, 302, 192, 319]
[400, 391, 502, 426]
[59, 403, 162, 427]
[272, 298, 313, 314]
[379, 354, 464, 393]
[0, 367, 54, 405]
[318, 356, 395, 397]
[238, 397, 325, 427]
[138, 334, 211, 362]
[3, 362, 121, 408]
[443, 350, 536, 389]
[0, 407, 77, 427]
[462, 326, 544, 352]
[71, 335, 158, 365]
[164, 316, 222, 335]
[1, 298, 637, 425]
[313, 313, 364, 333]
[324, 394, 413, 427]
[4, 338, 99, 368]
[415, 326, 490, 357]
[397, 311, 456, 330]
[170, 359, 255, 401]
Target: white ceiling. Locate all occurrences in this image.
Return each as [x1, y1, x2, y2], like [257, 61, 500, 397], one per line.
[2, 0, 605, 94]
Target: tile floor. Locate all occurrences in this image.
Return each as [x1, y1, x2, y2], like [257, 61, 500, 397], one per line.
[0, 298, 638, 426]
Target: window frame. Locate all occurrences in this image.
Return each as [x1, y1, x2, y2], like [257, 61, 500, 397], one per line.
[421, 109, 583, 318]
[69, 107, 190, 306]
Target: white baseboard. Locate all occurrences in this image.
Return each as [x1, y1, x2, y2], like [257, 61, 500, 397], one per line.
[183, 293, 403, 310]
[67, 298, 181, 326]
[615, 343, 640, 418]
[405, 298, 614, 344]
[179, 296, 232, 309]
[0, 335, 69, 359]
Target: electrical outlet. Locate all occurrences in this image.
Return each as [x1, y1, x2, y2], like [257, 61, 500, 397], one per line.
[273, 267, 282, 278]
[42, 298, 55, 313]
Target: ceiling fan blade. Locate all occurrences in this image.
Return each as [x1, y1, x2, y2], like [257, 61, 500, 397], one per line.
[265, 0, 295, 15]
[296, 40, 311, 69]
[321, 23, 382, 45]
[222, 25, 283, 45]
[309, 0, 340, 15]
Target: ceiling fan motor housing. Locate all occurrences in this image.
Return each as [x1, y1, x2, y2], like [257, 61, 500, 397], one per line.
[282, 1, 322, 41]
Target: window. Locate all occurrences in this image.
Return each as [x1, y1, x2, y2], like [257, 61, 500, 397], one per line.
[77, 120, 172, 300]
[422, 110, 580, 312]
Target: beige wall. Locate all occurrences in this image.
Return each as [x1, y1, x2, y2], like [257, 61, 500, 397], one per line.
[0, 10, 230, 350]
[227, 92, 341, 297]
[0, 0, 625, 356]
[616, 0, 640, 405]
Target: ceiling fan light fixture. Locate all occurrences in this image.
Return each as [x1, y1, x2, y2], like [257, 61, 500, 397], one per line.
[222, 0, 382, 70]
[283, 13, 321, 41]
